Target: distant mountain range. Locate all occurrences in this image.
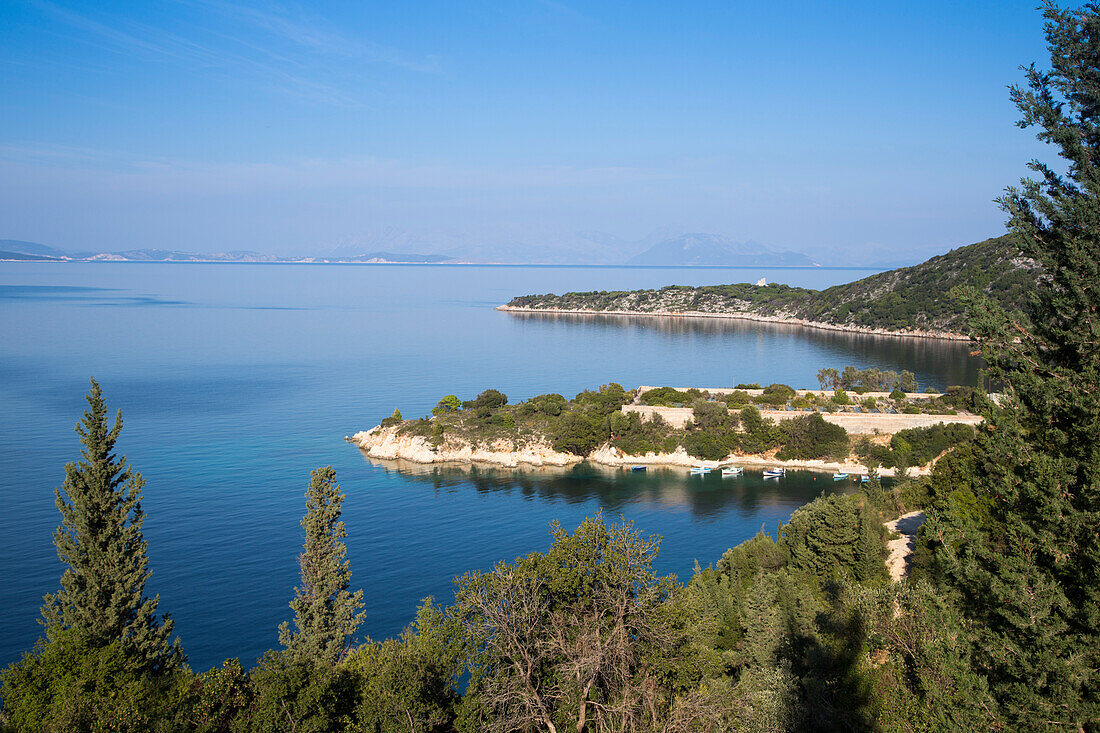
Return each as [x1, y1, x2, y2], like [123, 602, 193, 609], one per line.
[0, 240, 452, 264]
[626, 233, 816, 266]
[0, 231, 827, 267]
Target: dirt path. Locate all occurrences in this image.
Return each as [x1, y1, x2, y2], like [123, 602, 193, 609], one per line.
[885, 511, 926, 581]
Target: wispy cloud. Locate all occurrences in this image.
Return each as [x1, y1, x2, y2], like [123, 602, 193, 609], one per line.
[24, 0, 439, 105]
[190, 0, 442, 73]
[0, 143, 672, 194]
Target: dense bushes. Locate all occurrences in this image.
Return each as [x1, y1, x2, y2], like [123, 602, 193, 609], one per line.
[776, 413, 849, 460]
[686, 485, 894, 729]
[609, 411, 678, 456]
[639, 386, 693, 406]
[782, 493, 888, 582]
[737, 405, 783, 455]
[854, 422, 975, 471]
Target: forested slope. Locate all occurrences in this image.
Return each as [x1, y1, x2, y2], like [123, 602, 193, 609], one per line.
[505, 235, 1040, 335]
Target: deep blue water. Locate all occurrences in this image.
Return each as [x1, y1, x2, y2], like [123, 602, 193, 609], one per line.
[0, 263, 980, 671]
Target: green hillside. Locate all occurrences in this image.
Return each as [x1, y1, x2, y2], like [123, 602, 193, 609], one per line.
[505, 235, 1040, 335]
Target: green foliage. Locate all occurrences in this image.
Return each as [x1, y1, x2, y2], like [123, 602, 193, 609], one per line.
[37, 378, 184, 677]
[279, 467, 365, 668]
[472, 389, 507, 410]
[609, 411, 677, 456]
[939, 385, 979, 412]
[831, 389, 851, 405]
[682, 400, 740, 459]
[431, 395, 461, 416]
[232, 651, 357, 733]
[754, 383, 795, 407]
[890, 423, 973, 466]
[853, 422, 974, 472]
[721, 389, 753, 407]
[738, 405, 782, 454]
[782, 494, 887, 583]
[687, 489, 898, 730]
[776, 413, 849, 460]
[888, 388, 906, 400]
[452, 513, 727, 731]
[522, 392, 566, 416]
[379, 408, 403, 428]
[900, 6, 1100, 726]
[550, 410, 604, 456]
[175, 659, 252, 732]
[347, 600, 460, 732]
[0, 628, 189, 733]
[639, 386, 693, 406]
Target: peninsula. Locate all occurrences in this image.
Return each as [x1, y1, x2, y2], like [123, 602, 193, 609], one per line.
[349, 375, 982, 476]
[498, 235, 1039, 339]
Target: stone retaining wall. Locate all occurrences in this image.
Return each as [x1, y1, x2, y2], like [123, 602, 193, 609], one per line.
[623, 404, 982, 435]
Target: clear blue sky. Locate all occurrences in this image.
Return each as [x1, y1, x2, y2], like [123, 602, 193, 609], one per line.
[0, 0, 1064, 261]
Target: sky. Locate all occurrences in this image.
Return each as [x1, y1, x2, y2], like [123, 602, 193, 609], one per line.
[0, 0, 1066, 263]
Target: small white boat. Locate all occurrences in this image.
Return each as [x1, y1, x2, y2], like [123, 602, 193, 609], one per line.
[762, 468, 786, 479]
[721, 466, 743, 477]
[631, 465, 647, 472]
[860, 474, 871, 483]
[690, 466, 711, 475]
[833, 472, 849, 481]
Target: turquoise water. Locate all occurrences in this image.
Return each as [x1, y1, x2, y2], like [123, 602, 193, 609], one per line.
[0, 263, 979, 671]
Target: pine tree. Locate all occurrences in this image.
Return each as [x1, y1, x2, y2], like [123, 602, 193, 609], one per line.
[279, 466, 365, 667]
[924, 2, 1100, 726]
[40, 377, 183, 675]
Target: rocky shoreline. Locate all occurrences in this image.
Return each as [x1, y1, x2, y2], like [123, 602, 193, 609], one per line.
[347, 425, 930, 477]
[495, 304, 970, 341]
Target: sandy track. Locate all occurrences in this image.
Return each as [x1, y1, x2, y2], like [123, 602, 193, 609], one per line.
[885, 511, 926, 581]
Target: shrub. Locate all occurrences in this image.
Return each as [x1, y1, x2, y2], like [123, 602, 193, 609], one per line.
[610, 412, 675, 456]
[529, 393, 567, 416]
[682, 432, 732, 461]
[722, 390, 753, 407]
[775, 414, 849, 460]
[640, 386, 693, 406]
[739, 406, 782, 454]
[889, 389, 906, 400]
[473, 389, 507, 410]
[781, 494, 887, 582]
[551, 412, 604, 456]
[755, 386, 792, 407]
[432, 395, 461, 416]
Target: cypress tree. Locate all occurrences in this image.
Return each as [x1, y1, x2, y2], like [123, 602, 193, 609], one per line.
[924, 2, 1100, 725]
[40, 377, 183, 675]
[279, 466, 365, 667]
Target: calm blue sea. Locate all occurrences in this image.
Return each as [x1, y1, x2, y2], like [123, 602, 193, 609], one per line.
[0, 263, 980, 671]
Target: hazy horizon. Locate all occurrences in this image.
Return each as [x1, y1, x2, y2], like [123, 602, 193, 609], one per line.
[1, 1, 1056, 264]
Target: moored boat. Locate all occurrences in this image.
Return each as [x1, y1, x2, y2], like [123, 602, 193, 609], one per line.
[762, 468, 786, 479]
[721, 466, 743, 477]
[833, 472, 849, 481]
[631, 465, 647, 472]
[690, 466, 711, 475]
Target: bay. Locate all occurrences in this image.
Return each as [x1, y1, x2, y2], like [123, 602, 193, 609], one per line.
[0, 262, 979, 671]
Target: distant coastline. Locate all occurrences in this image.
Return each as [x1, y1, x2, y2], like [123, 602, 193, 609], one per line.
[496, 304, 971, 341]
